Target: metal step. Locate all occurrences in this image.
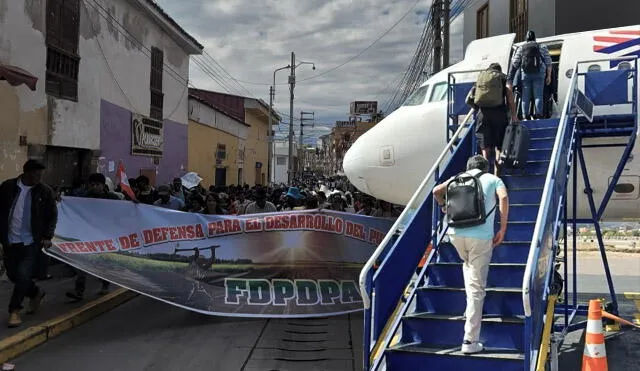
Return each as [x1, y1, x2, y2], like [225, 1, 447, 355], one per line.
[385, 343, 524, 371]
[415, 286, 524, 316]
[436, 241, 531, 264]
[400, 313, 525, 351]
[427, 262, 526, 288]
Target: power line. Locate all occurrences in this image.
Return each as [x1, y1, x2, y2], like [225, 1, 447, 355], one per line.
[83, 0, 260, 121]
[225, 0, 423, 86]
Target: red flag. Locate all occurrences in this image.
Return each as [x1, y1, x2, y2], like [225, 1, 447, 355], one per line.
[116, 162, 137, 201]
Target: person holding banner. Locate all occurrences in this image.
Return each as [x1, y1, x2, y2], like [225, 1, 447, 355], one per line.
[66, 173, 121, 302]
[0, 160, 58, 328]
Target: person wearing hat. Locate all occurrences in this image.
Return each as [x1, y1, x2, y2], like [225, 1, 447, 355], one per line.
[0, 160, 58, 327]
[154, 184, 185, 210]
[245, 187, 276, 214]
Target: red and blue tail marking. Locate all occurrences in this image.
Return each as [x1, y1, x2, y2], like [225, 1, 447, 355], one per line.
[593, 29, 640, 67]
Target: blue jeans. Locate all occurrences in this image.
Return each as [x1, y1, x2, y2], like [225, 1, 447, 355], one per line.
[521, 70, 545, 118]
[4, 243, 41, 313]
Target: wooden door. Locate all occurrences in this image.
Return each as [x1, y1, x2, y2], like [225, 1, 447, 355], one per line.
[139, 168, 157, 187]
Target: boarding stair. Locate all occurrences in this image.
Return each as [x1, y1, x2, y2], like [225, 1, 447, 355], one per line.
[360, 56, 638, 371]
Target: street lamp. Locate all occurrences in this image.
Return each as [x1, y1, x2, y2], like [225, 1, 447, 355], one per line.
[268, 65, 290, 185]
[287, 52, 316, 185]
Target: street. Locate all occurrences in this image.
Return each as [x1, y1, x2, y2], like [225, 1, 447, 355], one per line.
[9, 253, 640, 371]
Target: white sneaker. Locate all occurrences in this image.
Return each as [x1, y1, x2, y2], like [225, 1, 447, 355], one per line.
[461, 341, 484, 354]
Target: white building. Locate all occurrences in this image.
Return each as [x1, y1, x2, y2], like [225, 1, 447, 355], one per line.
[273, 141, 298, 185]
[0, 0, 203, 187]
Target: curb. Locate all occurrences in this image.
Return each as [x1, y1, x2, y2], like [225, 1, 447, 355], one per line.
[0, 288, 138, 363]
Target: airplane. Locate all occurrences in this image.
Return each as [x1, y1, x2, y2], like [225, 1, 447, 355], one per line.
[343, 24, 640, 221]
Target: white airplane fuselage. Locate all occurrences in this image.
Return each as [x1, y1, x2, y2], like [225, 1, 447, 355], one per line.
[344, 25, 640, 221]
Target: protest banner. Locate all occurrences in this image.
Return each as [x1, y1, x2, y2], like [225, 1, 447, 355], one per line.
[47, 197, 394, 317]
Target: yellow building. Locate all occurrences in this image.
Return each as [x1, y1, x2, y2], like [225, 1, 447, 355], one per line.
[243, 98, 279, 186]
[187, 95, 250, 187]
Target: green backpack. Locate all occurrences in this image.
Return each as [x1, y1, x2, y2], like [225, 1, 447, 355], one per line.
[473, 69, 504, 108]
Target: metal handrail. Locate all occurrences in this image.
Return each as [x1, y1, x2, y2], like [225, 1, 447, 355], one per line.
[522, 55, 639, 317]
[359, 108, 475, 310]
[521, 60, 578, 317]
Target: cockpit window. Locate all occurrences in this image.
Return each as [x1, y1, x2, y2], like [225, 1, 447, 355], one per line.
[429, 82, 448, 102]
[402, 85, 429, 106]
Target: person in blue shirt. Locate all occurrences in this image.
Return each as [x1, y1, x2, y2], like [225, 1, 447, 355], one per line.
[507, 30, 553, 120]
[154, 185, 186, 211]
[432, 155, 510, 354]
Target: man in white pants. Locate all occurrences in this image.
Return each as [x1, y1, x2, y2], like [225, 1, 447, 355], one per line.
[433, 155, 509, 354]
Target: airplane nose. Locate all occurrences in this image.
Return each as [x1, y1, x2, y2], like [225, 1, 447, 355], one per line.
[343, 140, 370, 194]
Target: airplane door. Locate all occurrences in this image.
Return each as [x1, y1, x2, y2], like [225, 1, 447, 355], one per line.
[463, 33, 517, 74]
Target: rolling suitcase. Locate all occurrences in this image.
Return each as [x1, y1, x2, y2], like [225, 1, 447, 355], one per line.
[499, 122, 530, 169]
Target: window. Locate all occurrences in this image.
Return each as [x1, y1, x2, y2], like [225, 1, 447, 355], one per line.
[476, 3, 489, 39]
[402, 85, 429, 106]
[46, 0, 80, 101]
[509, 0, 528, 42]
[216, 144, 226, 160]
[150, 47, 164, 120]
[276, 156, 287, 165]
[429, 82, 448, 102]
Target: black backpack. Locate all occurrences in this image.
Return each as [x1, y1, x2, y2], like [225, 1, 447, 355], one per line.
[445, 172, 496, 228]
[521, 41, 542, 73]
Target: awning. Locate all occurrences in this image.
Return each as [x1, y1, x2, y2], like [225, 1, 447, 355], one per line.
[0, 64, 38, 91]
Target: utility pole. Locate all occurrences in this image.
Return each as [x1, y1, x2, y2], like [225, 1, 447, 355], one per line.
[443, 0, 450, 68]
[287, 52, 296, 185]
[286, 52, 316, 184]
[299, 111, 314, 147]
[267, 86, 274, 185]
[432, 0, 442, 74]
[269, 65, 291, 185]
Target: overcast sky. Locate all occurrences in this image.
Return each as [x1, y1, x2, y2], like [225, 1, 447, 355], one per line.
[155, 0, 466, 145]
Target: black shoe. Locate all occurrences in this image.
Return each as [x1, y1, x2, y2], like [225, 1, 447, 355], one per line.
[66, 291, 84, 302]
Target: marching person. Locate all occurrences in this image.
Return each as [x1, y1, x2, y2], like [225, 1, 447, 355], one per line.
[66, 173, 119, 302]
[0, 160, 58, 327]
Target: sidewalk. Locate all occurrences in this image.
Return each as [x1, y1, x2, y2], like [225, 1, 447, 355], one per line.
[0, 263, 137, 363]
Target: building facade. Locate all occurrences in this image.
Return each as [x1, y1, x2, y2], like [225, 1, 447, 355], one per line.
[463, 0, 640, 50]
[273, 141, 298, 185]
[0, 0, 202, 188]
[187, 95, 249, 188]
[189, 88, 279, 186]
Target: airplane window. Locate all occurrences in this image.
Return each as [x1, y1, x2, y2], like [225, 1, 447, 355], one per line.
[429, 83, 448, 102]
[614, 183, 635, 194]
[618, 62, 631, 70]
[588, 64, 601, 72]
[402, 85, 429, 106]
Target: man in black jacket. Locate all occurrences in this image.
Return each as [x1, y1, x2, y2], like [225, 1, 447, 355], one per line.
[0, 160, 58, 327]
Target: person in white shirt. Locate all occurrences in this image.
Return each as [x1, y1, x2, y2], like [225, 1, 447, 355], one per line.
[0, 160, 58, 328]
[244, 188, 277, 214]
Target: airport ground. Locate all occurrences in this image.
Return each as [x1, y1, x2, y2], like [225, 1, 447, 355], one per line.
[4, 251, 640, 371]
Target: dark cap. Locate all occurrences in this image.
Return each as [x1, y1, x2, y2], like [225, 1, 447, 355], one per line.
[254, 187, 267, 198]
[489, 63, 502, 72]
[157, 184, 171, 195]
[23, 159, 46, 173]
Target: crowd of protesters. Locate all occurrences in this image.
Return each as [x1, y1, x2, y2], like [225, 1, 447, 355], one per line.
[0, 160, 402, 328]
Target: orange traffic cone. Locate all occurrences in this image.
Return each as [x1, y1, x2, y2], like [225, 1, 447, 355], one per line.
[582, 299, 608, 371]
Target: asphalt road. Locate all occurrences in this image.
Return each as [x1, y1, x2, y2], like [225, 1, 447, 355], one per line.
[9, 253, 640, 371]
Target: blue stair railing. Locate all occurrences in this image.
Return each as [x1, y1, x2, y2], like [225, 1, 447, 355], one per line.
[360, 108, 476, 370]
[524, 55, 638, 370]
[521, 60, 580, 369]
[361, 55, 637, 371]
